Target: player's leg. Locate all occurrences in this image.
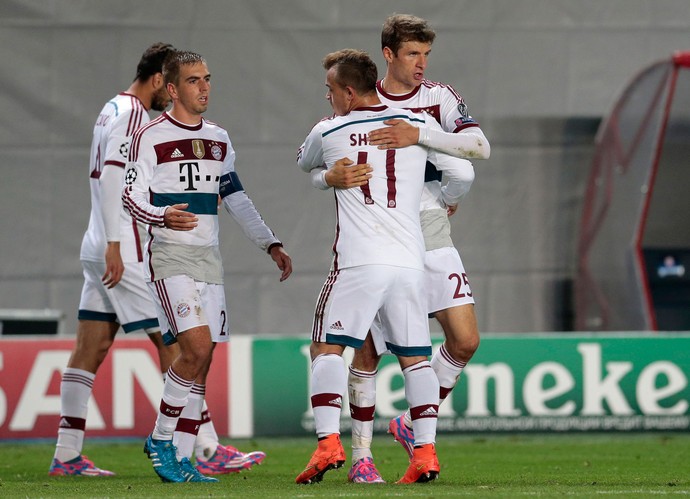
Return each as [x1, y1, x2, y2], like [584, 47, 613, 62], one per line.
[171, 348, 218, 483]
[297, 268, 378, 484]
[145, 324, 213, 482]
[50, 262, 119, 477]
[50, 319, 120, 476]
[396, 355, 440, 484]
[433, 302, 479, 401]
[394, 304, 479, 433]
[296, 342, 348, 484]
[147, 330, 179, 373]
[380, 267, 439, 484]
[113, 260, 177, 374]
[173, 282, 266, 475]
[144, 276, 215, 483]
[390, 247, 478, 455]
[348, 332, 385, 483]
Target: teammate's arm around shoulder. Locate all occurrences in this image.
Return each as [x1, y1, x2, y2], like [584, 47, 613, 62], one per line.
[419, 113, 490, 159]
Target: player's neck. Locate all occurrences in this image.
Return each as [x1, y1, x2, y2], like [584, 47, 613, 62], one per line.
[380, 75, 416, 95]
[125, 81, 152, 111]
[350, 92, 381, 111]
[168, 106, 202, 126]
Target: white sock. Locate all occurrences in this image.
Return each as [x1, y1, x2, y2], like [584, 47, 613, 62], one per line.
[54, 368, 95, 462]
[195, 400, 220, 460]
[152, 367, 193, 441]
[399, 344, 469, 430]
[348, 366, 376, 462]
[173, 384, 204, 460]
[403, 361, 439, 446]
[432, 343, 467, 403]
[310, 354, 346, 438]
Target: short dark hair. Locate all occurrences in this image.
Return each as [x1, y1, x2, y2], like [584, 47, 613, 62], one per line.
[163, 51, 206, 86]
[134, 42, 175, 82]
[381, 14, 436, 55]
[322, 49, 377, 95]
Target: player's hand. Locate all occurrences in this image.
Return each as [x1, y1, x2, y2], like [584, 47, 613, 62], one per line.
[325, 157, 372, 189]
[368, 119, 420, 149]
[164, 203, 198, 231]
[102, 242, 124, 288]
[447, 203, 458, 217]
[269, 246, 293, 282]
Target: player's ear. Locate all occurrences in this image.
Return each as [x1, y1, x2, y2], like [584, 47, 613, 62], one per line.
[166, 82, 177, 100]
[382, 46, 394, 64]
[152, 72, 164, 89]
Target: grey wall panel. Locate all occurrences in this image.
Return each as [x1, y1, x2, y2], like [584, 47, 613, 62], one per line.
[1, 0, 688, 335]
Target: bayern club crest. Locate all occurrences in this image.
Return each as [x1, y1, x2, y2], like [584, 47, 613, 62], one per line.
[211, 144, 222, 160]
[176, 302, 191, 318]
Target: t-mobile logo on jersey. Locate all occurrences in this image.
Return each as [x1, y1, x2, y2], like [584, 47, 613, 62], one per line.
[179, 162, 200, 191]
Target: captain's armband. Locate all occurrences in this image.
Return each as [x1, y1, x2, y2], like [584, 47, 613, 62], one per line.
[219, 172, 244, 199]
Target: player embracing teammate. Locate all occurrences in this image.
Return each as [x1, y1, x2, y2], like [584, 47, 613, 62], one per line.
[299, 14, 490, 484]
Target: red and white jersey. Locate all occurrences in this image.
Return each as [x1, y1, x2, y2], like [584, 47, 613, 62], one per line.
[376, 79, 479, 135]
[377, 79, 481, 214]
[298, 105, 471, 271]
[80, 92, 148, 263]
[123, 112, 279, 283]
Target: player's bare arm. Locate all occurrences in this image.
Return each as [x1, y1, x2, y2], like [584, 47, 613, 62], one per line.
[368, 119, 420, 150]
[446, 203, 458, 217]
[325, 157, 373, 189]
[163, 203, 198, 231]
[102, 241, 124, 289]
[269, 245, 293, 282]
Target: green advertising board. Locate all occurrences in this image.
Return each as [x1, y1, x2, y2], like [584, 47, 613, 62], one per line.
[252, 334, 690, 436]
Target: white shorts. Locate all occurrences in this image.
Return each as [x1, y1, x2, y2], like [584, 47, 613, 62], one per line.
[424, 246, 475, 314]
[311, 265, 431, 357]
[78, 260, 159, 334]
[147, 274, 229, 345]
[370, 246, 475, 353]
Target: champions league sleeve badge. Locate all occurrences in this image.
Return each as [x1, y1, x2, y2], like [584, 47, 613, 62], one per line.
[457, 101, 469, 118]
[119, 141, 130, 159]
[455, 100, 476, 127]
[124, 167, 137, 185]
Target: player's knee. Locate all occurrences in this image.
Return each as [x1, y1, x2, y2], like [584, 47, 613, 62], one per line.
[445, 330, 480, 362]
[351, 348, 380, 372]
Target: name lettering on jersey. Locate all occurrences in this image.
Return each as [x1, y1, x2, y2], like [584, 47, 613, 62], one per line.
[192, 139, 205, 159]
[349, 133, 369, 146]
[95, 113, 110, 126]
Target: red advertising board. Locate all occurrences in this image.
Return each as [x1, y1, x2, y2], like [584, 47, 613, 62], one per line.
[0, 338, 229, 439]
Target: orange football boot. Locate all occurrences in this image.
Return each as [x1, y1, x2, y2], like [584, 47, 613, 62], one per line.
[295, 433, 346, 484]
[396, 443, 440, 484]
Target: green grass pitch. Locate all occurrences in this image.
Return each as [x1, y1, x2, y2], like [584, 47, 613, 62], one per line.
[1, 433, 689, 497]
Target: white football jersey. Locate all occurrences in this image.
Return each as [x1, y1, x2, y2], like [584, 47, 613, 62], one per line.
[80, 93, 148, 263]
[124, 112, 279, 283]
[298, 105, 469, 271]
[377, 79, 481, 213]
